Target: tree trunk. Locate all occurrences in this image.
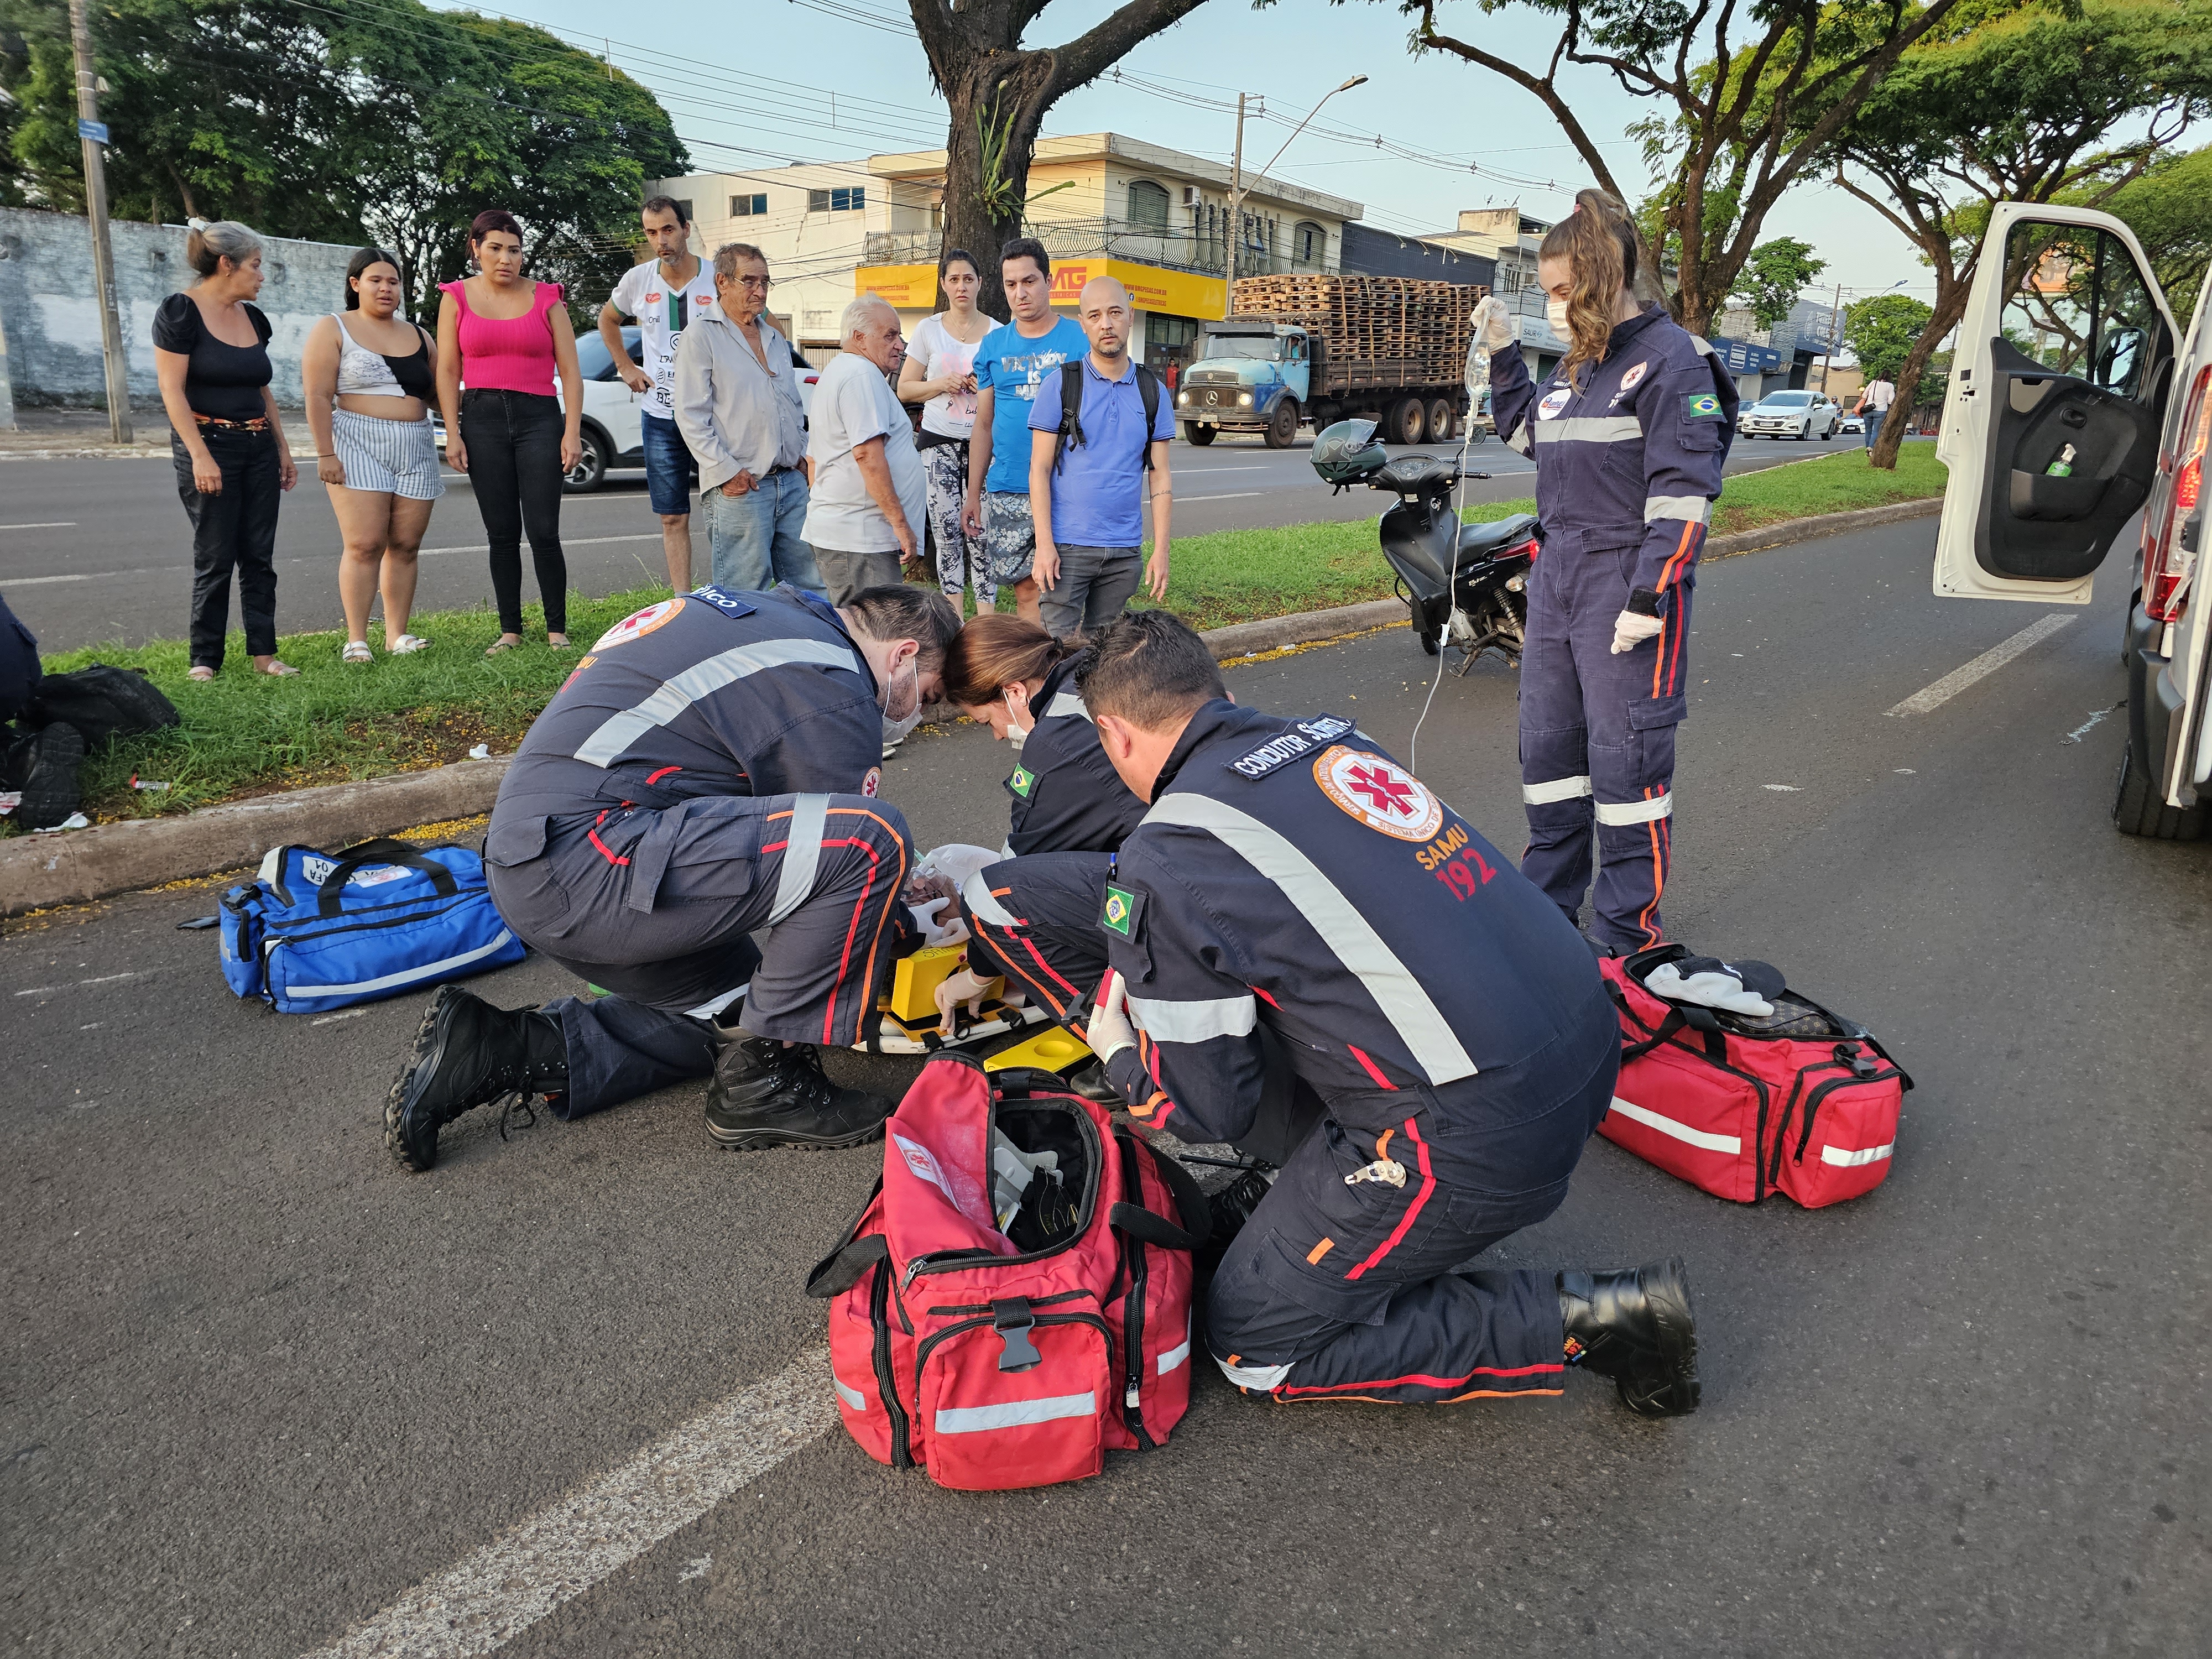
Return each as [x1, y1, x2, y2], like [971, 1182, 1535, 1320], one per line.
[1871, 277, 1973, 471]
[935, 57, 1055, 323]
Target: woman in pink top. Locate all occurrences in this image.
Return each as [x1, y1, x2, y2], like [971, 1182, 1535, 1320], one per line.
[436, 209, 585, 653]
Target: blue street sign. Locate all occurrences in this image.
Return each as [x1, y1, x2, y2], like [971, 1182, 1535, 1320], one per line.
[77, 118, 109, 145]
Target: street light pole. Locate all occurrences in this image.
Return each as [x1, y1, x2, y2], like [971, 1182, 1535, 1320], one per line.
[1225, 75, 1365, 309]
[69, 0, 131, 444]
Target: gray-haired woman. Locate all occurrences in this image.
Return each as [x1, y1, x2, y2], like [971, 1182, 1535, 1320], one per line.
[153, 218, 300, 680]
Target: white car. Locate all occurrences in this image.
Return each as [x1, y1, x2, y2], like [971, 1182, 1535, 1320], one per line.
[1837, 412, 1866, 435]
[1932, 200, 2209, 838]
[1738, 389, 1840, 440]
[434, 326, 823, 493]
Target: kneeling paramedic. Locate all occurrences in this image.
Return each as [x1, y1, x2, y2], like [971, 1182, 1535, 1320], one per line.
[1076, 609, 1700, 1416]
[384, 583, 962, 1171]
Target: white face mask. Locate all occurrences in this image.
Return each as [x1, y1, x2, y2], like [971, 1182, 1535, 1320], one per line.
[1545, 297, 1572, 338]
[881, 656, 925, 745]
[1003, 686, 1031, 752]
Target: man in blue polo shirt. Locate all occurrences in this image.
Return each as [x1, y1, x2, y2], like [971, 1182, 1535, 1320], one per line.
[1025, 275, 1175, 639]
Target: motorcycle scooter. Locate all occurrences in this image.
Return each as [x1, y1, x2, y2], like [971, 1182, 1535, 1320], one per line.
[1311, 418, 1540, 675]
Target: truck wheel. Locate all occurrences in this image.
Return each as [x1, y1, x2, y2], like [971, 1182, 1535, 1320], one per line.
[2112, 745, 2207, 840]
[1184, 422, 1216, 446]
[1386, 396, 1425, 446]
[1427, 398, 1455, 442]
[1264, 399, 1300, 448]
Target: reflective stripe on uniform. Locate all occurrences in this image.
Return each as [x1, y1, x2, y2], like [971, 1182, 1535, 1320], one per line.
[1533, 416, 1642, 445]
[1594, 791, 1672, 826]
[1503, 420, 1533, 457]
[1522, 774, 1593, 805]
[934, 1392, 1095, 1434]
[572, 638, 859, 766]
[1127, 991, 1258, 1044]
[1689, 335, 1716, 357]
[1044, 688, 1090, 721]
[1145, 792, 1477, 1084]
[1214, 1355, 1292, 1391]
[682, 980, 751, 1020]
[960, 867, 1019, 927]
[1644, 494, 1710, 525]
[764, 795, 830, 926]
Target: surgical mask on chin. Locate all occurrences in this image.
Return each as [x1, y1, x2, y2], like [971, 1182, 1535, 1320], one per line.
[1545, 298, 1572, 338]
[1003, 689, 1031, 752]
[881, 659, 925, 744]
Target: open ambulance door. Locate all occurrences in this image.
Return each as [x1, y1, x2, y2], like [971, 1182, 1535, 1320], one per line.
[1933, 204, 2180, 604]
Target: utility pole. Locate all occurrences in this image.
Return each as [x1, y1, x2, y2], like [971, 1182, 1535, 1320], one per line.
[70, 0, 131, 444]
[1815, 278, 1844, 394]
[1225, 93, 1248, 300]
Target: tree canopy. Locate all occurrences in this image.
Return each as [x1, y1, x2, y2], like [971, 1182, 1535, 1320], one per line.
[2075, 142, 2212, 317]
[1733, 237, 1829, 330]
[0, 0, 685, 318]
[1843, 292, 1935, 379]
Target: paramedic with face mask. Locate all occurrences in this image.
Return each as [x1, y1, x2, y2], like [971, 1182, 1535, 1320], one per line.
[382, 582, 961, 1172]
[1484, 189, 1736, 951]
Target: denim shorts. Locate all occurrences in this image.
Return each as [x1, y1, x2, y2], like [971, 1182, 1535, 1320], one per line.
[640, 410, 699, 515]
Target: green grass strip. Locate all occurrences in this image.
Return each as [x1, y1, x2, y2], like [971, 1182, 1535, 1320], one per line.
[26, 446, 1943, 826]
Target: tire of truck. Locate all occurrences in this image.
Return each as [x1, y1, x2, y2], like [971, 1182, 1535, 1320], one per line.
[1427, 398, 1455, 442]
[2111, 744, 2208, 840]
[1385, 396, 1425, 446]
[1264, 399, 1300, 448]
[1184, 422, 1216, 446]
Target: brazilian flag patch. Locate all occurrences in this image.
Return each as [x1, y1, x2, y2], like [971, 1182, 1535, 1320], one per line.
[1683, 392, 1724, 420]
[1100, 882, 1142, 939]
[1006, 765, 1035, 799]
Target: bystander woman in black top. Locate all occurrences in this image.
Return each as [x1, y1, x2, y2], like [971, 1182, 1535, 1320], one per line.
[153, 218, 300, 680]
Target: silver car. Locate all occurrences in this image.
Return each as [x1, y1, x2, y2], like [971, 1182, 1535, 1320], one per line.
[1738, 389, 1840, 440]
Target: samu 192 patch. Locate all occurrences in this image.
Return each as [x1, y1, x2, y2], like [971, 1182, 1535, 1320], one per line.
[1682, 392, 1724, 421]
[1005, 765, 1036, 800]
[1100, 881, 1144, 940]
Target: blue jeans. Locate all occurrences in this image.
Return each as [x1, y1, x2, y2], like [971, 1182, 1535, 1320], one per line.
[1863, 407, 1888, 449]
[702, 469, 822, 592]
[639, 411, 698, 516]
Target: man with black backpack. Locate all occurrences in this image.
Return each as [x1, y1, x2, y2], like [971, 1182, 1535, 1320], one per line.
[1025, 276, 1175, 640]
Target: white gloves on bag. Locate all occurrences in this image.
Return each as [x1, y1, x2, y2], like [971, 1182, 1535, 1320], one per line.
[1085, 970, 1138, 1065]
[1473, 295, 1516, 351]
[1610, 609, 1666, 654]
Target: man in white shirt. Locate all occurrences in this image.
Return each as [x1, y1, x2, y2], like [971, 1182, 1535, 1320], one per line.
[601, 197, 719, 589]
[1860, 375, 1896, 450]
[803, 294, 925, 604]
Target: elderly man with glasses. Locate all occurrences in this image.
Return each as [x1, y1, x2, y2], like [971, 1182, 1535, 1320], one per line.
[672, 242, 822, 593]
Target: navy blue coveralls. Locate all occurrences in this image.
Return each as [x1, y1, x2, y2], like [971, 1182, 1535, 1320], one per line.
[1099, 701, 1618, 1404]
[953, 653, 1145, 1022]
[1490, 306, 1736, 950]
[485, 585, 911, 1117]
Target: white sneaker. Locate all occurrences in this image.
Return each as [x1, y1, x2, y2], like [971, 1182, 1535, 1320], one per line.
[389, 633, 431, 654]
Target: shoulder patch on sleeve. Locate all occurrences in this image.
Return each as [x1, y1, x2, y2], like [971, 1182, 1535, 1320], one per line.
[1682, 392, 1725, 421]
[591, 599, 684, 650]
[1005, 764, 1036, 800]
[1101, 881, 1146, 940]
[1227, 714, 1355, 780]
[688, 585, 758, 618]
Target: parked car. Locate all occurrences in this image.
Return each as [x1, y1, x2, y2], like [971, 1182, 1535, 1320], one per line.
[1838, 411, 1865, 435]
[433, 326, 822, 494]
[1931, 200, 2207, 838]
[1738, 389, 1840, 440]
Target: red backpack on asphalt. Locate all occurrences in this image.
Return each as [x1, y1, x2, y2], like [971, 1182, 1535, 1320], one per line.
[806, 1054, 1211, 1491]
[1599, 943, 1913, 1208]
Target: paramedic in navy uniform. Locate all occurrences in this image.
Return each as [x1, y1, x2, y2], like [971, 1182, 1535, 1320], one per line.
[1076, 609, 1701, 1416]
[382, 582, 962, 1172]
[1486, 189, 1736, 951]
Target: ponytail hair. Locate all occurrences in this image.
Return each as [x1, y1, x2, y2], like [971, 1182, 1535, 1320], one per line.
[1538, 189, 1639, 389]
[943, 613, 1078, 709]
[185, 218, 263, 281]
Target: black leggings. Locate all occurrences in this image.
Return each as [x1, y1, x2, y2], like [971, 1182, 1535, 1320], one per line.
[459, 389, 567, 635]
[173, 424, 282, 669]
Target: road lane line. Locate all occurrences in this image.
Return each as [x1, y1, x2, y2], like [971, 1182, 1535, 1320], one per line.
[1182, 492, 1265, 502]
[301, 1344, 836, 1658]
[14, 969, 160, 997]
[1884, 613, 2078, 717]
[4, 534, 667, 587]
[0, 521, 77, 530]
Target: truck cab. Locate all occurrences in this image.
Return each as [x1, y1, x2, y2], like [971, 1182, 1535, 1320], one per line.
[1176, 321, 1311, 447]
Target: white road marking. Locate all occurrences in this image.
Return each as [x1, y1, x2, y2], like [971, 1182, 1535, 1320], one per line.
[1173, 466, 1271, 474]
[0, 521, 77, 530]
[415, 533, 664, 559]
[1182, 492, 1266, 502]
[310, 1009, 370, 1026]
[14, 969, 158, 997]
[4, 534, 667, 587]
[301, 1344, 836, 1658]
[1884, 614, 2078, 717]
[1762, 784, 1801, 792]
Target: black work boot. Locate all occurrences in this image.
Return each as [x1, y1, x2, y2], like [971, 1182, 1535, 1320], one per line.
[1194, 1165, 1275, 1284]
[704, 1036, 893, 1150]
[1559, 1256, 1700, 1417]
[384, 987, 568, 1172]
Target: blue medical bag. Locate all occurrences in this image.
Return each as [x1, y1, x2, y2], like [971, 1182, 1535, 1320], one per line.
[219, 837, 525, 1015]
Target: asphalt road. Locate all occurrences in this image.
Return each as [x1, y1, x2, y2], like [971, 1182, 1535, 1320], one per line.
[7, 509, 2205, 1656]
[3, 429, 1878, 653]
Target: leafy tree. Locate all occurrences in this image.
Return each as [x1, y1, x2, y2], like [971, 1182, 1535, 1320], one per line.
[2079, 142, 2212, 317]
[1843, 291, 1934, 379]
[1812, 0, 2212, 465]
[1399, 0, 1970, 335]
[1733, 237, 1828, 330]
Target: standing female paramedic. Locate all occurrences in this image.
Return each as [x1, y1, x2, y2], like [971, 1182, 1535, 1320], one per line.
[1483, 190, 1737, 952]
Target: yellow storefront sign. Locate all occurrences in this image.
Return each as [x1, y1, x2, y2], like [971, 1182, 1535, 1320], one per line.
[855, 256, 1226, 321]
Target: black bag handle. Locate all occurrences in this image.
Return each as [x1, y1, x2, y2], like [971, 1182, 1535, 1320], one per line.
[1110, 1132, 1212, 1251]
[805, 1232, 888, 1299]
[314, 837, 460, 916]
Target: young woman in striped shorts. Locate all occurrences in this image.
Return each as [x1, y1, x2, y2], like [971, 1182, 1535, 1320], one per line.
[301, 247, 445, 662]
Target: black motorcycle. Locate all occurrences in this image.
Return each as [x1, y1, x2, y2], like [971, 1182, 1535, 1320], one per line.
[1312, 420, 1540, 675]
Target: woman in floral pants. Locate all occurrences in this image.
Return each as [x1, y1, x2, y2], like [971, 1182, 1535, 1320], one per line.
[898, 249, 994, 609]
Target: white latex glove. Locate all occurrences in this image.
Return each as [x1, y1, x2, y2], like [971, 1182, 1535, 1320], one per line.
[1610, 609, 1666, 655]
[1086, 970, 1138, 1066]
[934, 963, 998, 1037]
[1473, 295, 1515, 351]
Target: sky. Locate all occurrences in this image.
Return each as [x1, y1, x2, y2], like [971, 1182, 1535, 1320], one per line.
[432, 0, 1940, 311]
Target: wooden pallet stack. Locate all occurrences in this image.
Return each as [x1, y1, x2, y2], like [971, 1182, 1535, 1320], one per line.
[1229, 275, 1488, 390]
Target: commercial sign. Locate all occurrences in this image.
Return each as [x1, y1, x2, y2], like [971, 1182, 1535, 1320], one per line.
[855, 255, 1229, 321]
[1712, 337, 1784, 374]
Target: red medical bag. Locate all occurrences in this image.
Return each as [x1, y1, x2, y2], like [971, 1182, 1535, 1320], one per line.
[806, 1053, 1209, 1491]
[1598, 944, 1913, 1207]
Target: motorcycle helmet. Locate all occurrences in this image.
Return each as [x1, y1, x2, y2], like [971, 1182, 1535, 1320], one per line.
[1311, 418, 1387, 484]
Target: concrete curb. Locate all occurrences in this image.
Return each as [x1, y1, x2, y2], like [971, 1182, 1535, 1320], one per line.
[1, 493, 1940, 917]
